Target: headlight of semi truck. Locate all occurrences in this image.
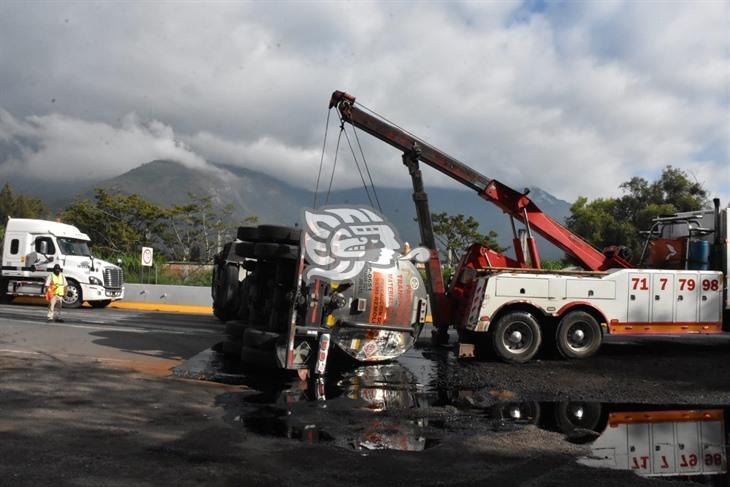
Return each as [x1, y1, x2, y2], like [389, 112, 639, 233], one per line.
[89, 276, 103, 286]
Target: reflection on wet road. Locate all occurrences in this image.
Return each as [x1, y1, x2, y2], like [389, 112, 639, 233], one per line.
[176, 346, 730, 484]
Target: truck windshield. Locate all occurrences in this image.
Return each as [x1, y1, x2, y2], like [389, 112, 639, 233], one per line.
[57, 238, 91, 256]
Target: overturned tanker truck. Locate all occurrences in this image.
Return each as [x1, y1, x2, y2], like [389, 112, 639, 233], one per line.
[212, 210, 431, 376]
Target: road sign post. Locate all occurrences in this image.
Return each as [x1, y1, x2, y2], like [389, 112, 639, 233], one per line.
[141, 247, 153, 283]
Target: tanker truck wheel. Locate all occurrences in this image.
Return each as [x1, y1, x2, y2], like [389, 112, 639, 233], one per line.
[491, 311, 542, 363]
[237, 226, 260, 242]
[213, 264, 240, 322]
[254, 243, 299, 260]
[221, 339, 243, 357]
[555, 311, 602, 359]
[256, 225, 301, 245]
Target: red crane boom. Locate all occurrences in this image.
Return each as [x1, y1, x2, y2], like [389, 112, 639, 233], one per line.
[330, 91, 630, 270]
[329, 90, 631, 329]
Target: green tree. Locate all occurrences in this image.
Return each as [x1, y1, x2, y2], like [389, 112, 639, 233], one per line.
[61, 188, 169, 257]
[0, 183, 48, 242]
[0, 183, 47, 222]
[566, 166, 708, 261]
[165, 193, 237, 262]
[431, 212, 504, 266]
[62, 189, 257, 264]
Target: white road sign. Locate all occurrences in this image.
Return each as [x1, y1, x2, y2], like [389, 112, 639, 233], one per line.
[141, 246, 154, 267]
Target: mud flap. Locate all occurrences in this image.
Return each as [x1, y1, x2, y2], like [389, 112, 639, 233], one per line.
[315, 377, 326, 400]
[315, 333, 331, 376]
[458, 342, 475, 358]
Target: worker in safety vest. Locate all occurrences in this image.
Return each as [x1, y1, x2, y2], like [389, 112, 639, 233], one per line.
[44, 264, 67, 322]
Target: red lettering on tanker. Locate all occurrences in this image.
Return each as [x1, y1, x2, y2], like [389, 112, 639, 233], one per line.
[393, 273, 412, 326]
[370, 272, 412, 326]
[369, 272, 387, 324]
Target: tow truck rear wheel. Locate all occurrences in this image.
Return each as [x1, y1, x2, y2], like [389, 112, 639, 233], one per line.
[491, 311, 541, 363]
[63, 280, 83, 308]
[555, 311, 602, 359]
[555, 401, 604, 435]
[493, 401, 541, 424]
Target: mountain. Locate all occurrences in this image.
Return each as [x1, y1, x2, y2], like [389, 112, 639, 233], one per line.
[2, 160, 573, 260]
[91, 160, 316, 228]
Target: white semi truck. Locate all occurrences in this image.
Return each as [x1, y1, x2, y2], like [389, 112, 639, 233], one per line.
[1, 218, 124, 308]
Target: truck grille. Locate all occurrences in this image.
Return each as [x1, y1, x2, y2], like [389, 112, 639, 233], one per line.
[104, 267, 123, 289]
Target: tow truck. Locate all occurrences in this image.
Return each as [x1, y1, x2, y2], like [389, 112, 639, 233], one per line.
[328, 90, 727, 363]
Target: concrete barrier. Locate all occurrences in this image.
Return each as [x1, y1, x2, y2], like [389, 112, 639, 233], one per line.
[123, 283, 211, 306]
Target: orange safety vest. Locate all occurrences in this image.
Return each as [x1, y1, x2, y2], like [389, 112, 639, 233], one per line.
[48, 273, 66, 297]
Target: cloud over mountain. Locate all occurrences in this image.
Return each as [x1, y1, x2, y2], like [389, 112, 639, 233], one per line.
[0, 1, 727, 202]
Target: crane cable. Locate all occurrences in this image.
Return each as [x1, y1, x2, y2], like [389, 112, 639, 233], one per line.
[351, 126, 382, 212]
[315, 106, 383, 211]
[312, 109, 332, 208]
[341, 123, 378, 210]
[323, 122, 344, 206]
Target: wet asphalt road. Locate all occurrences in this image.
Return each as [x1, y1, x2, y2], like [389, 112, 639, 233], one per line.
[1, 302, 730, 486]
[0, 303, 221, 373]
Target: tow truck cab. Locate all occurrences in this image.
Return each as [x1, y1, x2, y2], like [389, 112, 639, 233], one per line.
[1, 218, 124, 308]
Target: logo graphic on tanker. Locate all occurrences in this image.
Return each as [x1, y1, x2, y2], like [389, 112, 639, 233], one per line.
[301, 206, 430, 284]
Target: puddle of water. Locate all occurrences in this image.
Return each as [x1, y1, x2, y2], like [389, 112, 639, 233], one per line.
[177, 346, 730, 480]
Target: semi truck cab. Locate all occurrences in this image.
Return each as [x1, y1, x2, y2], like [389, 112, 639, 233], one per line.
[1, 218, 124, 308]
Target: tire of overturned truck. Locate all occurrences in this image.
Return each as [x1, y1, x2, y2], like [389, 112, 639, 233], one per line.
[234, 242, 256, 259]
[235, 277, 251, 323]
[491, 311, 542, 364]
[224, 321, 247, 339]
[221, 339, 243, 357]
[237, 226, 260, 242]
[256, 225, 301, 245]
[213, 264, 240, 322]
[555, 311, 602, 359]
[254, 243, 299, 260]
[242, 328, 280, 350]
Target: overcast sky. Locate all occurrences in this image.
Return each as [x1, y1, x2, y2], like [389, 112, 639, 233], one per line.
[0, 1, 727, 204]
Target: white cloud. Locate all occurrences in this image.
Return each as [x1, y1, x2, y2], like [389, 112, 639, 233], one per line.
[0, 1, 726, 203]
[0, 110, 208, 182]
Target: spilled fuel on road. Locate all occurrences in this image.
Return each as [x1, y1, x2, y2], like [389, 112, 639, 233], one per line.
[175, 344, 730, 485]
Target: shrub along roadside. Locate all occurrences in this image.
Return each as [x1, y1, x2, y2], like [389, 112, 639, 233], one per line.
[106, 253, 211, 287]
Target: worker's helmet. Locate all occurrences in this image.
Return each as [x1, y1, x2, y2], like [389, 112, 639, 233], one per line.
[52, 264, 62, 272]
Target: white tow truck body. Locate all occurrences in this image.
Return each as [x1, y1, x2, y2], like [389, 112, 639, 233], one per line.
[465, 267, 724, 335]
[579, 409, 726, 478]
[1, 218, 124, 307]
[463, 206, 728, 341]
